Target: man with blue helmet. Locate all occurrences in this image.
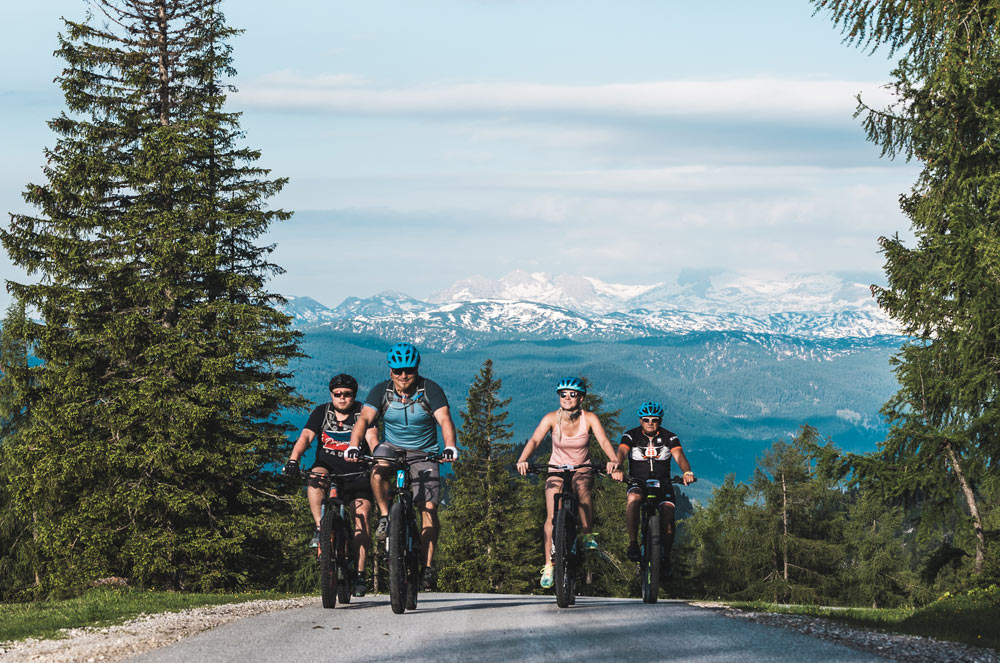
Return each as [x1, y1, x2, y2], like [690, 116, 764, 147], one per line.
[346, 342, 457, 591]
[616, 401, 695, 566]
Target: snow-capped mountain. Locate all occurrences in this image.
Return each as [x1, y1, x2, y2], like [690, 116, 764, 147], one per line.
[280, 271, 902, 352]
[429, 269, 886, 317]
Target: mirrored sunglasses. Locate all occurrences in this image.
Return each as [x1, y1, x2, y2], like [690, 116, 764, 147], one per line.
[558, 391, 582, 398]
[641, 417, 661, 423]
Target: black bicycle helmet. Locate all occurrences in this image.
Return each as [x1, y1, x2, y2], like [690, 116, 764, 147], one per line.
[328, 373, 358, 393]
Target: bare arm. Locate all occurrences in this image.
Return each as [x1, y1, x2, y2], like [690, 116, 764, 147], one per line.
[289, 429, 316, 463]
[348, 406, 378, 460]
[433, 406, 457, 449]
[516, 412, 555, 474]
[672, 446, 695, 484]
[586, 412, 620, 473]
[363, 424, 380, 454]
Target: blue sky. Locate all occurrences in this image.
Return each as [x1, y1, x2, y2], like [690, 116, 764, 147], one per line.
[2, 1, 917, 310]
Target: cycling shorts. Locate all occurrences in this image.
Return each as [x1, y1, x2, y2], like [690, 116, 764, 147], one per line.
[309, 460, 374, 503]
[373, 442, 441, 507]
[626, 477, 676, 507]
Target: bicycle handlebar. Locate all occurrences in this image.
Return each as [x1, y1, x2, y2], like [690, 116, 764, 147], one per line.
[524, 462, 604, 476]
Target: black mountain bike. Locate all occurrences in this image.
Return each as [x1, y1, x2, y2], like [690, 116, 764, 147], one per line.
[299, 462, 372, 609]
[627, 475, 686, 604]
[527, 462, 601, 608]
[383, 450, 442, 614]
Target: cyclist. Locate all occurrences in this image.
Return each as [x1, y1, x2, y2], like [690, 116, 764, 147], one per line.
[515, 377, 621, 589]
[616, 401, 695, 569]
[284, 373, 380, 596]
[346, 342, 458, 591]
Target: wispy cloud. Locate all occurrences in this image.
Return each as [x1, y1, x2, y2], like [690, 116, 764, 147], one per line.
[237, 74, 893, 122]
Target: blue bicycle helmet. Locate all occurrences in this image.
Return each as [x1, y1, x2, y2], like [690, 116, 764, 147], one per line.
[386, 342, 420, 369]
[637, 401, 664, 418]
[555, 377, 586, 395]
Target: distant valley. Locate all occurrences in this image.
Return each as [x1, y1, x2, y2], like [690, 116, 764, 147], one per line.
[283, 270, 905, 495]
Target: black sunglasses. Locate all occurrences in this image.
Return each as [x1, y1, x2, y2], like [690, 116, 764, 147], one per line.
[640, 417, 661, 423]
[390, 367, 418, 375]
[331, 391, 354, 398]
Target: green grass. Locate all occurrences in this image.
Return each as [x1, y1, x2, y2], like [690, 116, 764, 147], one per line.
[731, 585, 1000, 650]
[0, 588, 305, 643]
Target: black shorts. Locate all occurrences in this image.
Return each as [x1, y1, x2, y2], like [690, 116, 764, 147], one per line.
[310, 460, 373, 503]
[627, 476, 675, 506]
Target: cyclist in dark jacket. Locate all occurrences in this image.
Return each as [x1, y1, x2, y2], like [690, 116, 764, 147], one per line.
[616, 401, 695, 564]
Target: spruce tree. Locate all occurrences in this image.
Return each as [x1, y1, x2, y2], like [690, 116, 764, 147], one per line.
[813, 0, 1000, 574]
[437, 360, 539, 593]
[1, 1, 303, 593]
[751, 428, 846, 604]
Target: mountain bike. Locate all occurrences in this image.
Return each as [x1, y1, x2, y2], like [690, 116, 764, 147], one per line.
[382, 449, 443, 614]
[299, 461, 372, 609]
[527, 462, 602, 608]
[627, 475, 685, 604]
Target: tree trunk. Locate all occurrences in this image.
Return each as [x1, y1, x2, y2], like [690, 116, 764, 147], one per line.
[944, 441, 986, 573]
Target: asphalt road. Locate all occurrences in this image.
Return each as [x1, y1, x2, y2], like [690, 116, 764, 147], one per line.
[127, 593, 888, 663]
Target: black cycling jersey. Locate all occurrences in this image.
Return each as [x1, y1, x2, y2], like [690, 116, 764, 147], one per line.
[304, 401, 370, 474]
[619, 425, 681, 481]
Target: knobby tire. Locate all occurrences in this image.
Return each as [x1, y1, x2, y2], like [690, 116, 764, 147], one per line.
[319, 509, 340, 609]
[553, 506, 576, 608]
[642, 513, 661, 604]
[336, 518, 352, 605]
[405, 519, 419, 611]
[388, 501, 408, 614]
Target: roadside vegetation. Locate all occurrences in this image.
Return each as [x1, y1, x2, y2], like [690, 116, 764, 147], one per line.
[731, 585, 1000, 650]
[0, 588, 303, 643]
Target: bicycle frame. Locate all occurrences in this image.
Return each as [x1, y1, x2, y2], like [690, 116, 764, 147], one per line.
[383, 449, 442, 614]
[299, 463, 371, 609]
[627, 474, 683, 604]
[528, 462, 599, 608]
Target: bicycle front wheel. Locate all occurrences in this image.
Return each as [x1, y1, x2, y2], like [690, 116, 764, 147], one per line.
[319, 509, 340, 609]
[388, 501, 408, 614]
[553, 507, 576, 608]
[337, 521, 353, 605]
[405, 519, 420, 611]
[641, 513, 661, 604]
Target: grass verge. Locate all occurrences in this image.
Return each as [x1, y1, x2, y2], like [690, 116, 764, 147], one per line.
[0, 588, 305, 643]
[731, 585, 1000, 650]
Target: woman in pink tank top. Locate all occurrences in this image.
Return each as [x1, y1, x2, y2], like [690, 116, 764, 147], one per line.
[516, 377, 621, 589]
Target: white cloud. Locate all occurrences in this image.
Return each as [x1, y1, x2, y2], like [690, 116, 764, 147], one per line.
[237, 75, 894, 122]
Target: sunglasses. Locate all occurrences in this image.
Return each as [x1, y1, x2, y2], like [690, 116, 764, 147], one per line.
[640, 417, 661, 423]
[558, 391, 582, 399]
[390, 367, 418, 376]
[331, 391, 354, 398]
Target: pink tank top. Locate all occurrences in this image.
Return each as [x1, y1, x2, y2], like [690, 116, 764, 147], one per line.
[549, 410, 590, 466]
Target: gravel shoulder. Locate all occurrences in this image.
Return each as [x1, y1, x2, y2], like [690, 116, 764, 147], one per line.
[2, 596, 997, 663]
[692, 602, 1000, 663]
[0, 597, 316, 663]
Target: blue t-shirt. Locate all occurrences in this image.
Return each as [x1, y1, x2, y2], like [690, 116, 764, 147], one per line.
[363, 377, 449, 451]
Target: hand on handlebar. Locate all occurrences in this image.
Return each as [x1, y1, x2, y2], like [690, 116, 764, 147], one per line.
[283, 458, 300, 476]
[682, 471, 696, 485]
[605, 460, 620, 476]
[345, 447, 360, 462]
[442, 446, 458, 462]
[516, 460, 529, 476]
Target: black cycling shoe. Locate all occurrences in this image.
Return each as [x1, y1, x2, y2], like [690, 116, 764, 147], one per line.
[626, 542, 640, 562]
[352, 578, 367, 597]
[421, 565, 437, 592]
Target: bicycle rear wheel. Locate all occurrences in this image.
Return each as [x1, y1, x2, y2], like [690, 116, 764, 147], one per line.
[553, 507, 576, 608]
[388, 501, 407, 614]
[641, 513, 661, 604]
[319, 509, 340, 609]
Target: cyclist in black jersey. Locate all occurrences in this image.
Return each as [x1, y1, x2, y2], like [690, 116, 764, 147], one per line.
[616, 401, 695, 566]
[284, 374, 379, 595]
